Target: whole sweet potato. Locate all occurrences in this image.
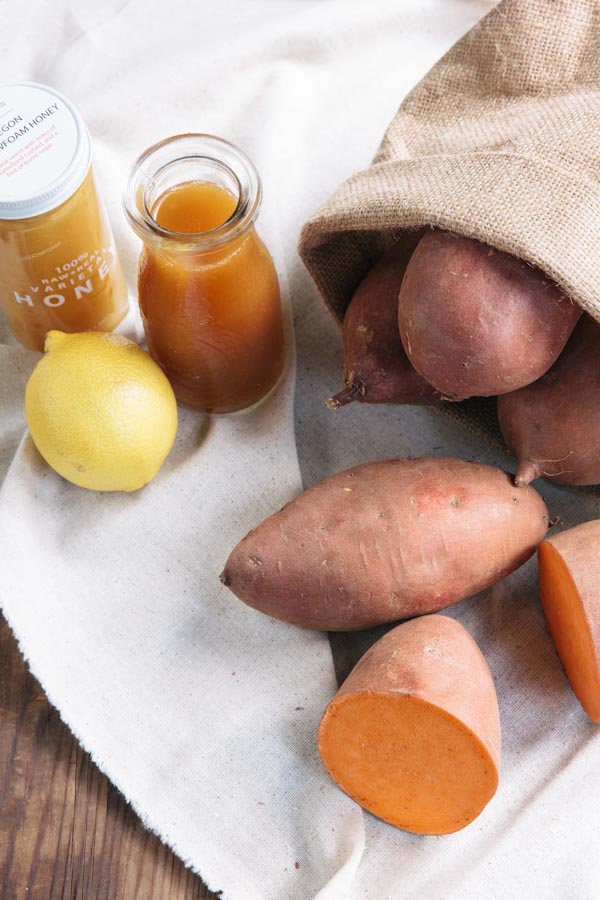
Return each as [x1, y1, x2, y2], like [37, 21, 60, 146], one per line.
[220, 457, 549, 631]
[498, 316, 600, 486]
[319, 615, 501, 833]
[398, 231, 581, 400]
[327, 243, 440, 408]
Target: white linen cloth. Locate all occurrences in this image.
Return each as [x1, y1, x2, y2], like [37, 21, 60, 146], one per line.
[2, 2, 600, 898]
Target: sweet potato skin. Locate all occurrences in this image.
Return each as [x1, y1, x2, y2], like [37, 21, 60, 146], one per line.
[318, 615, 500, 834]
[327, 242, 440, 408]
[498, 316, 600, 486]
[539, 521, 600, 721]
[398, 231, 581, 400]
[220, 457, 549, 631]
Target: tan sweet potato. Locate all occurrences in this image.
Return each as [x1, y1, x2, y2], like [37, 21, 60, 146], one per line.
[327, 243, 440, 408]
[498, 316, 600, 486]
[398, 231, 581, 400]
[538, 521, 600, 722]
[220, 457, 549, 631]
[318, 614, 501, 834]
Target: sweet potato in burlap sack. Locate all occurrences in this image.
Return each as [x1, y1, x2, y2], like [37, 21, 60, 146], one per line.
[299, 0, 600, 443]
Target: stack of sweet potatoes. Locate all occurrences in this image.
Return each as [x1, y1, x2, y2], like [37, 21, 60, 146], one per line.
[329, 230, 600, 487]
[219, 234, 600, 838]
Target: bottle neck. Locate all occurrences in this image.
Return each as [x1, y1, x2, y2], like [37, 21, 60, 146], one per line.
[123, 133, 262, 252]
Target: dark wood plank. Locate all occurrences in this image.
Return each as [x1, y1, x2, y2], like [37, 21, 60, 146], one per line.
[0, 613, 221, 900]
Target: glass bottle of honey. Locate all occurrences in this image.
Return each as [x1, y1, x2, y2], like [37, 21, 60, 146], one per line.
[124, 134, 285, 413]
[0, 82, 129, 351]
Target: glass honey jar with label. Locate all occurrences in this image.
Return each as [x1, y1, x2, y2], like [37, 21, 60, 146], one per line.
[124, 134, 285, 413]
[0, 82, 129, 351]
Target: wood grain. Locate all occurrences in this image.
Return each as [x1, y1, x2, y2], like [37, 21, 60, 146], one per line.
[0, 612, 221, 900]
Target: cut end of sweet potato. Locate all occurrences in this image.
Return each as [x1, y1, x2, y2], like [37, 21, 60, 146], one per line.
[318, 691, 499, 835]
[538, 540, 600, 722]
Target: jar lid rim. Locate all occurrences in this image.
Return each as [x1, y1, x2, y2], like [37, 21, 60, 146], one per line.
[0, 81, 91, 221]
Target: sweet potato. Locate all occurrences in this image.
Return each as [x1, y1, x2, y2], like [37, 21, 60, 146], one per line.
[326, 243, 440, 408]
[220, 457, 549, 631]
[538, 521, 600, 722]
[398, 231, 581, 400]
[318, 614, 501, 834]
[498, 316, 600, 486]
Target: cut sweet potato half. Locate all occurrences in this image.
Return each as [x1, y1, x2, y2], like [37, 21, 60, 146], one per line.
[318, 615, 501, 834]
[538, 520, 600, 722]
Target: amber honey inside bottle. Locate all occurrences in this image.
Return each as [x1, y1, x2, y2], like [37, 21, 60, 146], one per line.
[0, 170, 128, 351]
[126, 135, 285, 414]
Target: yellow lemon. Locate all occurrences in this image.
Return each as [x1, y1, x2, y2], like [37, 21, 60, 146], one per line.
[25, 331, 178, 492]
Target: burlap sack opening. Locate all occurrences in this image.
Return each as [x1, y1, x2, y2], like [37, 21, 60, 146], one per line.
[299, 0, 600, 450]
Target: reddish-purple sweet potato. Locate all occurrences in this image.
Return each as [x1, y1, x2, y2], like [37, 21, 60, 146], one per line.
[318, 615, 501, 833]
[398, 231, 581, 400]
[327, 243, 440, 408]
[498, 316, 600, 486]
[220, 457, 549, 631]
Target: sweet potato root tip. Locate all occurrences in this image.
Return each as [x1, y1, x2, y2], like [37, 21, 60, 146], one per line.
[538, 526, 600, 722]
[219, 570, 231, 587]
[514, 460, 542, 486]
[325, 382, 361, 409]
[318, 616, 500, 834]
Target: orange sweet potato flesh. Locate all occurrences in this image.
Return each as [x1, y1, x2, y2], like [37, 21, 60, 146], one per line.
[220, 457, 549, 631]
[498, 316, 600, 486]
[318, 615, 501, 834]
[398, 231, 581, 400]
[538, 520, 600, 722]
[327, 243, 440, 408]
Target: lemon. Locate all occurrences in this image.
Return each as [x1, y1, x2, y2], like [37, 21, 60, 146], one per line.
[25, 331, 178, 492]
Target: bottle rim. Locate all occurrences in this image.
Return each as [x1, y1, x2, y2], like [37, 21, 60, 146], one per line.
[123, 133, 262, 250]
[0, 81, 92, 221]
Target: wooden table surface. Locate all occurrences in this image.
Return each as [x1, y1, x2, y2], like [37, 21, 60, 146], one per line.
[0, 605, 382, 900]
[0, 612, 220, 900]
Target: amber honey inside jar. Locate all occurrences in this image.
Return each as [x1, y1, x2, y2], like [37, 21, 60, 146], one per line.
[0, 82, 128, 351]
[125, 135, 285, 414]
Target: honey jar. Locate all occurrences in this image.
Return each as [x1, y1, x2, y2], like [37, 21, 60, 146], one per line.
[124, 134, 285, 413]
[0, 82, 128, 351]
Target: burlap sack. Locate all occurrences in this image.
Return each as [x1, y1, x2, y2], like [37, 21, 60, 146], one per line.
[299, 0, 600, 446]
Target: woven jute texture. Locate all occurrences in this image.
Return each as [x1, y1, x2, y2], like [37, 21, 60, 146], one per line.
[299, 0, 600, 446]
